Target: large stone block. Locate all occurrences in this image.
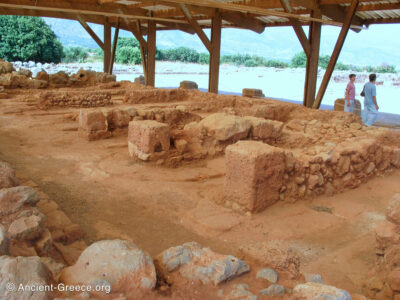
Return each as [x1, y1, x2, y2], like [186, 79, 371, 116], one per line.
[224, 141, 285, 212]
[128, 120, 170, 161]
[180, 81, 198, 90]
[78, 109, 110, 141]
[242, 88, 264, 98]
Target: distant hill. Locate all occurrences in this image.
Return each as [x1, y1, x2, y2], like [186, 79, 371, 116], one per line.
[44, 18, 400, 67]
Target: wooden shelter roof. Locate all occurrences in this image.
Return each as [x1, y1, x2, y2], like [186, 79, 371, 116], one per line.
[0, 0, 399, 35]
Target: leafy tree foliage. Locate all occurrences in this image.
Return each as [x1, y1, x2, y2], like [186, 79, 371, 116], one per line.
[63, 47, 89, 63]
[290, 52, 307, 68]
[0, 16, 64, 63]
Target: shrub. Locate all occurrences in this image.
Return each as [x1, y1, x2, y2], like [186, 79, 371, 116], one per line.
[116, 47, 141, 64]
[291, 52, 307, 68]
[63, 47, 89, 63]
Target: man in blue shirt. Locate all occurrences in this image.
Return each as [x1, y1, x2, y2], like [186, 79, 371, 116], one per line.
[362, 73, 379, 126]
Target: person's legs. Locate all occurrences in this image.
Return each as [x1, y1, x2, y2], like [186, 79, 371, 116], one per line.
[349, 99, 354, 113]
[344, 100, 352, 112]
[364, 104, 378, 126]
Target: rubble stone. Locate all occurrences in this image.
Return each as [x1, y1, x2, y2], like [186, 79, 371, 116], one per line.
[387, 194, 400, 225]
[0, 186, 40, 216]
[0, 256, 53, 299]
[292, 282, 351, 300]
[157, 242, 250, 285]
[0, 161, 20, 189]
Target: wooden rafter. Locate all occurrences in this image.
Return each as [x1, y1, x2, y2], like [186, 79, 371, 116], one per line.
[319, 4, 364, 32]
[280, 0, 310, 57]
[77, 16, 105, 51]
[180, 3, 212, 52]
[221, 11, 265, 33]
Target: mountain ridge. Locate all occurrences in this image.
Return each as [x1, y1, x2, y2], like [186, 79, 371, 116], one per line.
[44, 18, 400, 67]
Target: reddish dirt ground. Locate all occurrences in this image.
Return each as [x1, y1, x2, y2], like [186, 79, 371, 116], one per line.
[1, 93, 399, 298]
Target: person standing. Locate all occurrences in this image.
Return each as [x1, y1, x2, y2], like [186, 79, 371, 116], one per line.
[362, 73, 379, 126]
[344, 74, 356, 113]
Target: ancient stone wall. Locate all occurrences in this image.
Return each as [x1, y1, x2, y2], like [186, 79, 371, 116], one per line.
[38, 91, 112, 109]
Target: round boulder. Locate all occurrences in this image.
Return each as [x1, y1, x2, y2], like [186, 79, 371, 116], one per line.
[59, 239, 156, 294]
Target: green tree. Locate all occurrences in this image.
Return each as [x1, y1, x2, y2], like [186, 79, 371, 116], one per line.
[116, 47, 141, 64]
[63, 47, 89, 63]
[0, 16, 64, 63]
[290, 52, 307, 68]
[318, 55, 331, 69]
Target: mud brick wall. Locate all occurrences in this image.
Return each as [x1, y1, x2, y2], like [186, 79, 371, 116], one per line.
[38, 91, 112, 109]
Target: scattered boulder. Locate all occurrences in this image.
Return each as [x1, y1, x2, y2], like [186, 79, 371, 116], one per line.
[0, 256, 53, 299]
[0, 60, 15, 74]
[59, 239, 157, 293]
[259, 284, 286, 296]
[226, 284, 258, 300]
[49, 71, 69, 87]
[256, 268, 278, 283]
[156, 242, 250, 285]
[17, 68, 32, 78]
[292, 283, 351, 300]
[35, 70, 49, 82]
[0, 161, 20, 189]
[0, 186, 40, 216]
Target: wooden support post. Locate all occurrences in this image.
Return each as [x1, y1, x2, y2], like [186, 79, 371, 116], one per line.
[303, 10, 321, 107]
[104, 19, 112, 73]
[208, 10, 222, 94]
[313, 0, 359, 109]
[136, 21, 148, 84]
[146, 20, 156, 87]
[108, 19, 120, 74]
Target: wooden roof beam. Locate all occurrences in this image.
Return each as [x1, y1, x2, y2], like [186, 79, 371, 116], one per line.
[0, 1, 188, 24]
[161, 0, 364, 29]
[221, 11, 265, 33]
[319, 4, 364, 32]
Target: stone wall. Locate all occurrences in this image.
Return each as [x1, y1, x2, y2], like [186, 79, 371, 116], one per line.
[224, 139, 400, 213]
[38, 90, 112, 109]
